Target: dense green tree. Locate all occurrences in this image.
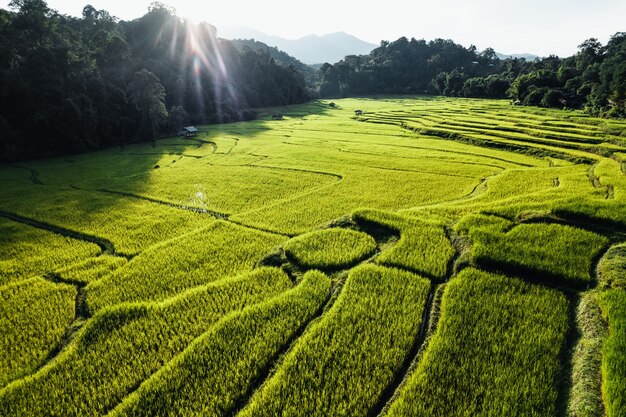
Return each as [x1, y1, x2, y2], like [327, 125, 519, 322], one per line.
[0, 1, 309, 161]
[504, 33, 626, 115]
[128, 69, 168, 141]
[317, 38, 507, 97]
[167, 106, 190, 132]
[314, 32, 625, 117]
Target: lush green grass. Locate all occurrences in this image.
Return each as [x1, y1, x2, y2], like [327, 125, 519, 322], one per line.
[0, 218, 101, 285]
[568, 292, 607, 417]
[109, 270, 331, 417]
[354, 209, 455, 279]
[453, 213, 513, 235]
[232, 166, 479, 235]
[599, 290, 626, 417]
[55, 255, 127, 285]
[554, 198, 626, 229]
[2, 96, 626, 416]
[0, 268, 292, 417]
[594, 158, 626, 200]
[471, 223, 608, 286]
[420, 164, 596, 222]
[386, 268, 569, 417]
[0, 277, 76, 387]
[105, 160, 340, 215]
[599, 244, 626, 290]
[284, 228, 376, 269]
[239, 264, 431, 417]
[0, 186, 209, 256]
[86, 221, 286, 312]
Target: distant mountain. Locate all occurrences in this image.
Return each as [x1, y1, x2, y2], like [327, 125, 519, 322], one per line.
[496, 52, 541, 61]
[219, 27, 377, 64]
[228, 38, 317, 83]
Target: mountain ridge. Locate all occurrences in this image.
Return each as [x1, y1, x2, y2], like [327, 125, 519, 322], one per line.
[218, 27, 377, 64]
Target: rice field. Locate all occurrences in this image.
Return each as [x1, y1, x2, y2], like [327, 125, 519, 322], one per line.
[283, 228, 376, 270]
[2, 97, 626, 416]
[386, 268, 569, 417]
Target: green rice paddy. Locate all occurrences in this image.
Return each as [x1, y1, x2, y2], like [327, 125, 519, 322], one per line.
[1, 97, 625, 416]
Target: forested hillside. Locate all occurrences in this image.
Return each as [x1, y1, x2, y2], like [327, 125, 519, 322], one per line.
[0, 1, 308, 161]
[317, 34, 626, 117]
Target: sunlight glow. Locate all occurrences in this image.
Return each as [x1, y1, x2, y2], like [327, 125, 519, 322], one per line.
[175, 19, 239, 121]
[3, 0, 625, 56]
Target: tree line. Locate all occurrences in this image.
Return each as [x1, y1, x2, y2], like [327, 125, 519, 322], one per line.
[0, 1, 308, 161]
[316, 34, 626, 118]
[1, 0, 624, 162]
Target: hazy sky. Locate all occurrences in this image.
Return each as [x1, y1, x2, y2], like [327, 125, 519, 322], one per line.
[2, 0, 625, 56]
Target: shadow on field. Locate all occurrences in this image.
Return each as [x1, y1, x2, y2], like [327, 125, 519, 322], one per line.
[95, 100, 334, 195]
[0, 101, 334, 234]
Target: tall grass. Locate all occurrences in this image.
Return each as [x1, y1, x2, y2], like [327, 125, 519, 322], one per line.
[568, 292, 607, 417]
[553, 198, 626, 229]
[86, 221, 286, 311]
[0, 97, 624, 416]
[239, 264, 430, 417]
[0, 218, 100, 285]
[231, 167, 478, 236]
[353, 209, 454, 279]
[599, 290, 626, 417]
[106, 161, 339, 215]
[0, 277, 76, 387]
[453, 212, 513, 235]
[109, 270, 331, 417]
[284, 228, 376, 269]
[0, 186, 209, 256]
[386, 268, 569, 417]
[471, 223, 608, 286]
[0, 268, 292, 417]
[55, 255, 127, 285]
[598, 243, 626, 290]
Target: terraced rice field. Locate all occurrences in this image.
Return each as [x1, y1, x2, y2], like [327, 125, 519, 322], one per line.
[1, 97, 626, 416]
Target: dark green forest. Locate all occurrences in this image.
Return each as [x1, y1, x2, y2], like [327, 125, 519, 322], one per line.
[1, 0, 625, 162]
[0, 1, 308, 161]
[317, 34, 626, 118]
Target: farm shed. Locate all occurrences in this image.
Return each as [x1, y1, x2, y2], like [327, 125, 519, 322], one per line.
[177, 126, 199, 137]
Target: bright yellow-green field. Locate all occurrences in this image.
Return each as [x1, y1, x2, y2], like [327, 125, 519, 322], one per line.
[1, 97, 626, 417]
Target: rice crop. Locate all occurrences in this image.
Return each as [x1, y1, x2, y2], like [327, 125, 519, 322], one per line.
[232, 166, 478, 235]
[386, 268, 569, 417]
[599, 290, 626, 417]
[353, 209, 455, 279]
[0, 186, 209, 256]
[471, 223, 608, 286]
[0, 218, 100, 285]
[283, 228, 376, 269]
[0, 277, 76, 387]
[1, 96, 624, 417]
[0, 268, 292, 417]
[453, 213, 513, 235]
[239, 264, 431, 417]
[86, 220, 286, 311]
[598, 243, 626, 290]
[554, 198, 626, 229]
[109, 270, 331, 417]
[568, 292, 607, 417]
[105, 161, 340, 215]
[54, 255, 127, 285]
